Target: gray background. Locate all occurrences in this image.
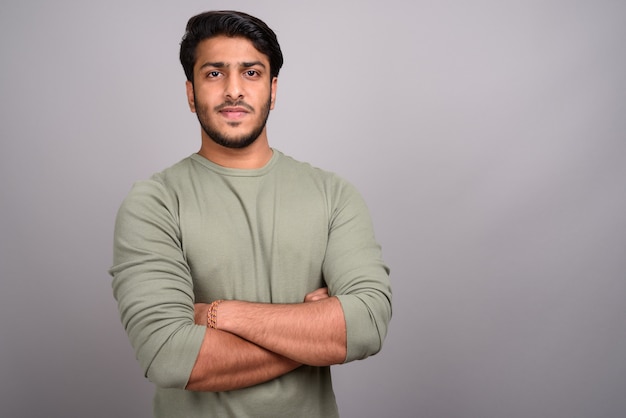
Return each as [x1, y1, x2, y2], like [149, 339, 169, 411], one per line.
[1, 0, 625, 417]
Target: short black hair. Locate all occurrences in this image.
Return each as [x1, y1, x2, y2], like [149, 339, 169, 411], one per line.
[180, 10, 284, 83]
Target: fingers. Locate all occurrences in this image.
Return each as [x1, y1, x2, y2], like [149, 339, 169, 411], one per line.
[304, 287, 329, 303]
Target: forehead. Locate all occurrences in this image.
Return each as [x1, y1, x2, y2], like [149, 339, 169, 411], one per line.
[194, 35, 270, 70]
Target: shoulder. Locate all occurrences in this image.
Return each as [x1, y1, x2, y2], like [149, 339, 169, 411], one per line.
[273, 150, 364, 208]
[274, 150, 350, 188]
[118, 156, 197, 216]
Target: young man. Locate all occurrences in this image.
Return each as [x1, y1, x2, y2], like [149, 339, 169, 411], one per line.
[110, 10, 392, 417]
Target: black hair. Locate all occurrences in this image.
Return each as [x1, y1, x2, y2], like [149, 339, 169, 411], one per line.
[179, 10, 284, 83]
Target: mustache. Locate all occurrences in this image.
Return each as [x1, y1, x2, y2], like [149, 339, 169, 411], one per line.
[214, 101, 254, 112]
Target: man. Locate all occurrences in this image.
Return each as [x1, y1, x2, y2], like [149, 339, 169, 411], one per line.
[110, 10, 392, 417]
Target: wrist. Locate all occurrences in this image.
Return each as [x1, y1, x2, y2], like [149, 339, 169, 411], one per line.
[207, 300, 224, 329]
[212, 300, 239, 332]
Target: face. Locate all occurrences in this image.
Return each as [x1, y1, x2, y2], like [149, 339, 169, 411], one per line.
[186, 36, 277, 149]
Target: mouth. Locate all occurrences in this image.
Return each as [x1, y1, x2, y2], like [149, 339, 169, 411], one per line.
[217, 104, 253, 120]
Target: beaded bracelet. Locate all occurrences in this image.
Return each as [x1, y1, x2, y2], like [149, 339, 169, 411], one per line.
[207, 300, 224, 329]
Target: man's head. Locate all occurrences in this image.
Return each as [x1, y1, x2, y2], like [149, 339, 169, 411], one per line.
[180, 11, 283, 151]
[180, 10, 283, 85]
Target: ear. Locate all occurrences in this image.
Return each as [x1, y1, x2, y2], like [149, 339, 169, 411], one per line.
[186, 80, 196, 113]
[269, 77, 278, 110]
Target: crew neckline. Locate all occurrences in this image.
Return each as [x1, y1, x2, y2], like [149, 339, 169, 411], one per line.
[190, 149, 281, 177]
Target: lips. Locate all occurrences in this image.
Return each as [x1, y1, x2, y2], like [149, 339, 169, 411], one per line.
[218, 106, 251, 120]
[220, 107, 248, 119]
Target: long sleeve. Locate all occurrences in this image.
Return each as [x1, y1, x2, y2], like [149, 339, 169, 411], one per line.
[322, 178, 393, 362]
[110, 179, 205, 389]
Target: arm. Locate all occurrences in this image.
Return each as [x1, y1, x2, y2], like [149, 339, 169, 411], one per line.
[320, 179, 392, 362]
[111, 180, 302, 391]
[187, 288, 331, 390]
[213, 296, 346, 366]
[185, 328, 300, 391]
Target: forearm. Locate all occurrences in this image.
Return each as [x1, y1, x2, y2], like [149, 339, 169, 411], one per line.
[186, 327, 301, 392]
[215, 297, 347, 366]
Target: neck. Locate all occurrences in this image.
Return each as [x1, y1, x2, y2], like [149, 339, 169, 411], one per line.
[197, 134, 273, 169]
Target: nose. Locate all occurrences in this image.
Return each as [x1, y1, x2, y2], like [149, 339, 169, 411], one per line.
[225, 75, 243, 100]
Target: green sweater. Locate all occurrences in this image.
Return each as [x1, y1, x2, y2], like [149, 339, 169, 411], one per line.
[110, 150, 392, 417]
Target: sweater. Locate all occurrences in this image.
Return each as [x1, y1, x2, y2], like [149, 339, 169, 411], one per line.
[110, 150, 392, 417]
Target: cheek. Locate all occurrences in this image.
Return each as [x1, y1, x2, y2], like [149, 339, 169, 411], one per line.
[266, 88, 276, 109]
[194, 92, 215, 112]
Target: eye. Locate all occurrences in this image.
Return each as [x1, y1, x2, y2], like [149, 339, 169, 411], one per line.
[245, 70, 259, 77]
[207, 71, 221, 78]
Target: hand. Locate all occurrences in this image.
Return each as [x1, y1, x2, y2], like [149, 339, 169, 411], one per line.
[193, 303, 210, 326]
[303, 287, 329, 303]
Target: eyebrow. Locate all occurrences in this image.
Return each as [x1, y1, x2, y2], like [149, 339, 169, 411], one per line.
[199, 61, 267, 70]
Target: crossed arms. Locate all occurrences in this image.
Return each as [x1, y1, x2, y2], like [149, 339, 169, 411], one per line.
[186, 287, 346, 391]
[111, 177, 391, 392]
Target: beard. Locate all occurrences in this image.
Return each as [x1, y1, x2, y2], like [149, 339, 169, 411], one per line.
[194, 93, 272, 149]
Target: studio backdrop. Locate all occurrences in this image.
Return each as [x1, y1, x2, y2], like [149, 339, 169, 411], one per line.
[1, 1, 625, 417]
